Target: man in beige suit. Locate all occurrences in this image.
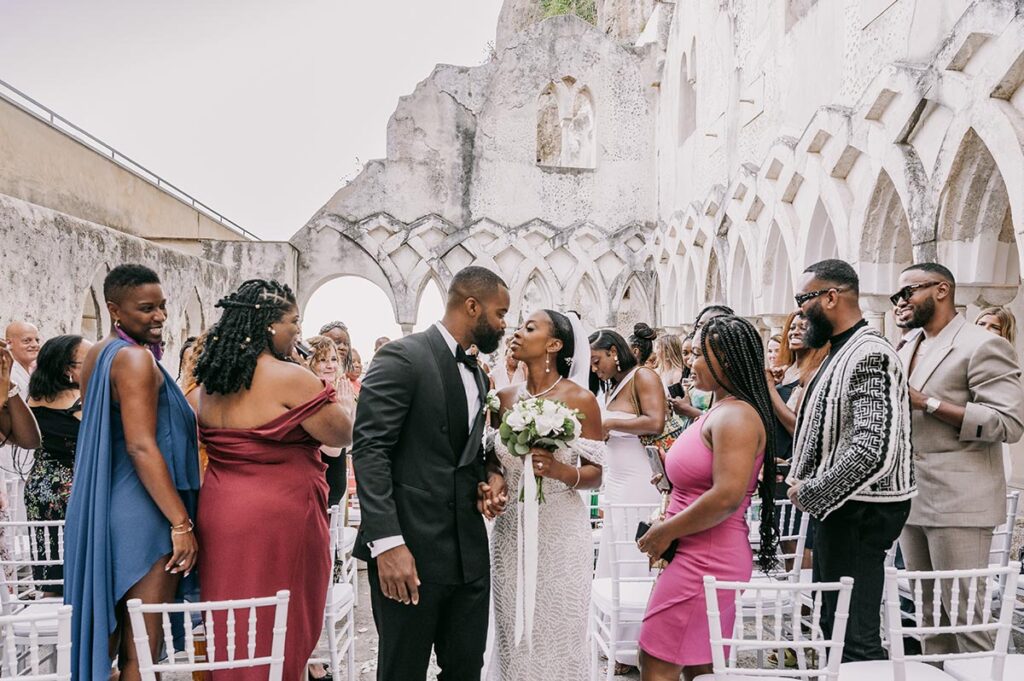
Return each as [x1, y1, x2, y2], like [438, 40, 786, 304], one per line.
[894, 263, 1024, 653]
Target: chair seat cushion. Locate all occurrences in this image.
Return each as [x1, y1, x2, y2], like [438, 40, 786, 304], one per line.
[340, 526, 357, 553]
[326, 583, 355, 610]
[943, 654, 1023, 681]
[591, 578, 653, 616]
[838, 660, 957, 681]
[10, 601, 61, 637]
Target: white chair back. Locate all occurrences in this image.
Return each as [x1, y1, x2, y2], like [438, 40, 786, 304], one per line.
[0, 521, 65, 606]
[749, 498, 810, 581]
[126, 590, 290, 681]
[989, 492, 1019, 583]
[600, 503, 661, 602]
[884, 563, 1020, 681]
[0, 603, 71, 680]
[705, 576, 854, 680]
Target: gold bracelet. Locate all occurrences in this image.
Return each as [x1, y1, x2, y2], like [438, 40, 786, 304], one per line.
[171, 519, 194, 535]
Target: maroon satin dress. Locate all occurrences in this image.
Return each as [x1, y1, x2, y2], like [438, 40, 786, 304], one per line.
[197, 386, 335, 681]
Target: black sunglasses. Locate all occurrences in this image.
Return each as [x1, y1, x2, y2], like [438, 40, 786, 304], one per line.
[889, 281, 942, 307]
[794, 287, 847, 308]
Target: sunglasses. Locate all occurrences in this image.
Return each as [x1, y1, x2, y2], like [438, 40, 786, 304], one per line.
[889, 281, 942, 307]
[794, 287, 847, 308]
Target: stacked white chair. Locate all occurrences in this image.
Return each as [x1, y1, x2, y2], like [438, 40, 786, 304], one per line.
[0, 520, 66, 660]
[126, 590, 290, 681]
[698, 575, 854, 681]
[589, 502, 660, 681]
[841, 563, 1021, 681]
[308, 498, 357, 680]
[0, 604, 71, 680]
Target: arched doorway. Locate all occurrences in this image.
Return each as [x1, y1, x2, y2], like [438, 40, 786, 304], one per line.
[79, 266, 108, 342]
[303, 276, 405, 366]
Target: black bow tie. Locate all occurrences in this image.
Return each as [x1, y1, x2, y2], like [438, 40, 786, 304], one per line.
[455, 346, 479, 370]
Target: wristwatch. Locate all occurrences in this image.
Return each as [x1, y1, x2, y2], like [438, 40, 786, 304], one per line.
[925, 397, 942, 414]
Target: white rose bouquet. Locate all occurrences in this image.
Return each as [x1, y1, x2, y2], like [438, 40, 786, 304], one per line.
[497, 397, 583, 502]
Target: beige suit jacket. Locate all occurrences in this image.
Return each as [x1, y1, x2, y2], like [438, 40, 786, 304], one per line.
[898, 316, 1024, 527]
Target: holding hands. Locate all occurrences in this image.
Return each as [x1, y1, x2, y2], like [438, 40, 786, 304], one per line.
[478, 471, 508, 520]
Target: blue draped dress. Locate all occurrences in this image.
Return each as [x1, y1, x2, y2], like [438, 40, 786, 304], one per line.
[64, 339, 201, 680]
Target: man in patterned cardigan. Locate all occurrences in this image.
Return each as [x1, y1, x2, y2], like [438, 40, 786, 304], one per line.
[788, 259, 917, 662]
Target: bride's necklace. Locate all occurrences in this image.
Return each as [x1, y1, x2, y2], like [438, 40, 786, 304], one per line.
[525, 376, 562, 399]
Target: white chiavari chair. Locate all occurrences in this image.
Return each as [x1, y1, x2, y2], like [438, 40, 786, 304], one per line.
[0, 604, 71, 680]
[697, 576, 854, 681]
[841, 564, 1021, 681]
[308, 500, 357, 680]
[126, 590, 290, 681]
[589, 502, 660, 681]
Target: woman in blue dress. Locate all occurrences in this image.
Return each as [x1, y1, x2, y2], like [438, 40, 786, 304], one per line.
[64, 264, 201, 681]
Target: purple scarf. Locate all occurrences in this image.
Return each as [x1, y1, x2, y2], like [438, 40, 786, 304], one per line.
[114, 326, 164, 361]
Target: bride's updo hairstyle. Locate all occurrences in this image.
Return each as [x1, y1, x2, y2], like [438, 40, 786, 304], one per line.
[542, 309, 575, 379]
[628, 322, 658, 365]
[195, 279, 296, 395]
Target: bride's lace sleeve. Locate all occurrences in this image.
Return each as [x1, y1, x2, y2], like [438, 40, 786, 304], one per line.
[572, 437, 608, 467]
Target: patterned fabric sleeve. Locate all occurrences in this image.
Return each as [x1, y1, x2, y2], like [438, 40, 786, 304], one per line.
[572, 437, 608, 467]
[797, 349, 903, 518]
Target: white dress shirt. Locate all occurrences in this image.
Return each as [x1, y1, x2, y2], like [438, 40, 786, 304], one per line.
[368, 322, 482, 558]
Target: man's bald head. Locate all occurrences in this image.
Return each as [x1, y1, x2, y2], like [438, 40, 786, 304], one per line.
[5, 321, 41, 369]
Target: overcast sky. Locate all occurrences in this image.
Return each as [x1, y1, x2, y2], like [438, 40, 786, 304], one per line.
[0, 0, 504, 359]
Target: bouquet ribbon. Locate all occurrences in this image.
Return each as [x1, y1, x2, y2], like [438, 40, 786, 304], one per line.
[514, 452, 540, 649]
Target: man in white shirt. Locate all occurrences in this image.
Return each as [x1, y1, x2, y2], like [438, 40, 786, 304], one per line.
[2, 321, 40, 516]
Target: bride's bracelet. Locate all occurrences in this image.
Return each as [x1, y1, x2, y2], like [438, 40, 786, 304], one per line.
[570, 467, 581, 489]
[171, 519, 194, 535]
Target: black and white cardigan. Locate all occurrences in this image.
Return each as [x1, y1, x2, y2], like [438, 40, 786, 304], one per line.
[790, 325, 916, 519]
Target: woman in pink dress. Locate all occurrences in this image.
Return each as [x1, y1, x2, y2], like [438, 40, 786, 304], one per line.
[637, 315, 779, 681]
[194, 280, 354, 681]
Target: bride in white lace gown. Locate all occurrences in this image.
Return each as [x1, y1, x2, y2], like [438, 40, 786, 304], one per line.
[483, 310, 606, 681]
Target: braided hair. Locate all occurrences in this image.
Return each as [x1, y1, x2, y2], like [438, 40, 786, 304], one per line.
[699, 315, 780, 573]
[194, 279, 297, 395]
[542, 309, 575, 379]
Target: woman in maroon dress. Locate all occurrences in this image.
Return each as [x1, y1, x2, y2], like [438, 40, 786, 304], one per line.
[194, 280, 353, 680]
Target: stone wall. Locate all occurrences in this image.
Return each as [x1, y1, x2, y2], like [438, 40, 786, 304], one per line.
[0, 192, 231, 375]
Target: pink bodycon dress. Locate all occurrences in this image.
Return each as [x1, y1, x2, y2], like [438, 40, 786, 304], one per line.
[638, 407, 764, 667]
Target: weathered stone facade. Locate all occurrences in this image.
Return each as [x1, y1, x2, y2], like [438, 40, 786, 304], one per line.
[4, 0, 1024, 379]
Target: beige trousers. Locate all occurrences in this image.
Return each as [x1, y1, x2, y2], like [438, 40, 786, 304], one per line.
[899, 524, 996, 654]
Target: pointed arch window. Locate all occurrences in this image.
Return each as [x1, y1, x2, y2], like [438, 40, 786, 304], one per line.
[537, 77, 596, 169]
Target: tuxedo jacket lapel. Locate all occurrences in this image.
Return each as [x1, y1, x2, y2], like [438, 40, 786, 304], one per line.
[426, 326, 469, 457]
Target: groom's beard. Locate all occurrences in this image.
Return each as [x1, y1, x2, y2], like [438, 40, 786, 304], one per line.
[472, 316, 503, 355]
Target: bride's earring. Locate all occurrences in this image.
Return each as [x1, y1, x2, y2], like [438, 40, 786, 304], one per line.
[545, 355, 551, 374]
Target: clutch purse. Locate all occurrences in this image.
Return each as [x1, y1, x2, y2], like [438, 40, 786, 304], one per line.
[635, 520, 678, 564]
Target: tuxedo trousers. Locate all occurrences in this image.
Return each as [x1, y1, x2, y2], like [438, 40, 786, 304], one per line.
[368, 561, 489, 681]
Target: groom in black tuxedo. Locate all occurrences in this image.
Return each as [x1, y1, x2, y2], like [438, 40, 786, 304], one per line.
[352, 266, 510, 680]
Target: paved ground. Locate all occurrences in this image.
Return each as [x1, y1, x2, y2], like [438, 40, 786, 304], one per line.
[165, 515, 1024, 680]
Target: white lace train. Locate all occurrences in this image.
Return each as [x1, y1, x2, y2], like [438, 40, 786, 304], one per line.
[487, 436, 607, 681]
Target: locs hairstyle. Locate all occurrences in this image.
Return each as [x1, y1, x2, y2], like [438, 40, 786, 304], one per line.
[542, 309, 575, 379]
[698, 315, 780, 573]
[28, 335, 85, 402]
[194, 279, 297, 395]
